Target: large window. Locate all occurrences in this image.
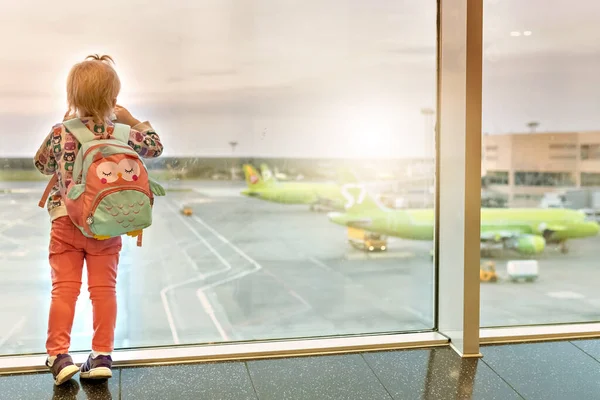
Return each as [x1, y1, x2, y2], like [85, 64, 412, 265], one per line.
[581, 173, 600, 187]
[0, 2, 437, 355]
[481, 0, 600, 327]
[581, 144, 600, 160]
[514, 171, 575, 187]
[484, 170, 509, 186]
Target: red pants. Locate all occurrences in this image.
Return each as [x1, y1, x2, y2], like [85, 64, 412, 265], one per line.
[46, 216, 122, 356]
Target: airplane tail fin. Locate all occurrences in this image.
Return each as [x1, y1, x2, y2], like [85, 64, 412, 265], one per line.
[340, 183, 385, 214]
[336, 167, 359, 185]
[243, 164, 268, 188]
[259, 163, 276, 183]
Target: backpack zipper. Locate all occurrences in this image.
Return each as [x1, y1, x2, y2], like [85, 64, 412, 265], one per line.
[83, 143, 135, 159]
[87, 186, 153, 230]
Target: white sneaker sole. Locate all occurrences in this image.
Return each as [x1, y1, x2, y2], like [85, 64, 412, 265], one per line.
[54, 365, 79, 386]
[80, 367, 112, 380]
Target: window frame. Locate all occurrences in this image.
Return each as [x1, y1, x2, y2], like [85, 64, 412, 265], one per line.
[7, 0, 598, 372]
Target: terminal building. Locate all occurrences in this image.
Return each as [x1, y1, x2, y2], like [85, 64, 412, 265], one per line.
[482, 131, 600, 207]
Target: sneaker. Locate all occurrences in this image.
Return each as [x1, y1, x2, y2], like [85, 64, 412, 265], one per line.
[79, 354, 113, 380]
[46, 354, 79, 386]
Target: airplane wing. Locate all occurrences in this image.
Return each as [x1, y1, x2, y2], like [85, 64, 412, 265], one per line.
[480, 228, 529, 242]
[346, 218, 373, 227]
[480, 223, 567, 242]
[327, 212, 373, 227]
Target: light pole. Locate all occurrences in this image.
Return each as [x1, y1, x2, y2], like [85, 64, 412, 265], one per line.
[229, 141, 238, 180]
[527, 121, 540, 133]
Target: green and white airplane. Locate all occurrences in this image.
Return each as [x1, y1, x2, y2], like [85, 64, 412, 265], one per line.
[328, 184, 600, 255]
[241, 164, 354, 211]
[259, 164, 291, 181]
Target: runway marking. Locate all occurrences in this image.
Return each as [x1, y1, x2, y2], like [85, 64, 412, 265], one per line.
[0, 316, 27, 348]
[165, 202, 233, 278]
[197, 291, 230, 341]
[547, 291, 585, 300]
[308, 257, 334, 272]
[345, 251, 415, 261]
[158, 202, 236, 345]
[306, 257, 418, 323]
[185, 206, 315, 337]
[189, 211, 264, 340]
[402, 306, 433, 325]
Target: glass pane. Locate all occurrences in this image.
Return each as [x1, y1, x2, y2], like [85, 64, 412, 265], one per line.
[0, 1, 437, 355]
[481, 0, 600, 326]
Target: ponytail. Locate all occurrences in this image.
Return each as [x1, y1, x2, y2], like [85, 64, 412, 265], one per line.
[85, 54, 116, 65]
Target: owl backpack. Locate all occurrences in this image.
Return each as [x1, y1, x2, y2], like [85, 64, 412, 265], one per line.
[38, 118, 165, 246]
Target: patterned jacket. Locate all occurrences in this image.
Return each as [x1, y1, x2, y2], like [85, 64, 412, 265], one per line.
[34, 118, 163, 221]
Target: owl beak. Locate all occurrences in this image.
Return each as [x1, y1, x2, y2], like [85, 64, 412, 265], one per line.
[117, 173, 123, 178]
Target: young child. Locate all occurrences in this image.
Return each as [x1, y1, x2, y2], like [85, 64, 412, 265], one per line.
[34, 54, 163, 385]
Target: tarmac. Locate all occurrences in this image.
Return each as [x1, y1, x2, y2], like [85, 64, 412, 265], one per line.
[0, 180, 598, 355]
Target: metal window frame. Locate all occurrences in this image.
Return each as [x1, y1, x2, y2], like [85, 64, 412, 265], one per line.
[0, 333, 448, 375]
[435, 0, 483, 357]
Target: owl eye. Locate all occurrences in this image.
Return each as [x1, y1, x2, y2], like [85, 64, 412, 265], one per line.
[96, 161, 119, 183]
[118, 159, 141, 182]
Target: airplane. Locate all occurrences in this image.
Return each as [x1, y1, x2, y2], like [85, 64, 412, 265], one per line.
[327, 184, 600, 256]
[241, 164, 354, 211]
[259, 164, 292, 181]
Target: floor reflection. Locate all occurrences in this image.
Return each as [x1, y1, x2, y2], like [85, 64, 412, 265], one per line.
[51, 378, 113, 400]
[424, 349, 478, 399]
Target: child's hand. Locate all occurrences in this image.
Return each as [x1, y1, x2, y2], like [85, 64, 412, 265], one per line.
[114, 105, 141, 127]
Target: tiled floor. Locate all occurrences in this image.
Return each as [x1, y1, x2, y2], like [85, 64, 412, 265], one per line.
[3, 340, 600, 399]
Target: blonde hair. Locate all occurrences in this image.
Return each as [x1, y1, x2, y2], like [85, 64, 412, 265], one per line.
[66, 54, 120, 124]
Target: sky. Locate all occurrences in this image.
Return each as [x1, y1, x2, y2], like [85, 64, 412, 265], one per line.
[2, 0, 600, 158]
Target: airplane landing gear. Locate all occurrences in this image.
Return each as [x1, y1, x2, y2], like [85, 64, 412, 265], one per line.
[481, 248, 493, 258]
[559, 241, 569, 254]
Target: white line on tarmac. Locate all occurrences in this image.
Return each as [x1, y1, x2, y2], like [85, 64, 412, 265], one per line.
[166, 202, 233, 278]
[174, 200, 312, 340]
[189, 215, 316, 334]
[197, 291, 230, 341]
[190, 213, 264, 341]
[0, 316, 27, 348]
[308, 257, 334, 272]
[158, 202, 236, 345]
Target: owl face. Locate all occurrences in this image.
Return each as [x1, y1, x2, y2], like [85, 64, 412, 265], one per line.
[96, 158, 141, 184]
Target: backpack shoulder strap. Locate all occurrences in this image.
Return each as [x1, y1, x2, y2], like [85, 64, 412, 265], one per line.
[112, 123, 130, 144]
[63, 118, 97, 144]
[38, 174, 58, 208]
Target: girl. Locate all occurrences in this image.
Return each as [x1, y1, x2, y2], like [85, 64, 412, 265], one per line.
[34, 54, 163, 385]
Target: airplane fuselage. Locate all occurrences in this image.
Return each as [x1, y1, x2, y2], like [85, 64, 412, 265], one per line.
[242, 182, 345, 208]
[329, 207, 599, 243]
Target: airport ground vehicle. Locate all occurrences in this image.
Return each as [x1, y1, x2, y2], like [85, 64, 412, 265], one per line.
[347, 227, 387, 252]
[480, 261, 498, 283]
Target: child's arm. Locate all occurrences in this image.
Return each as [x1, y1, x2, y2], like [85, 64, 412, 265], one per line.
[33, 127, 59, 175]
[114, 105, 164, 159]
[128, 122, 164, 159]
